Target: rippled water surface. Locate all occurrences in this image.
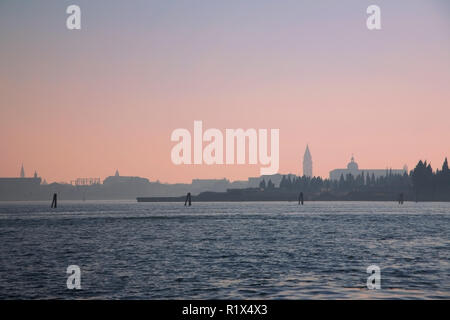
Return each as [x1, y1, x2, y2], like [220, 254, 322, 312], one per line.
[0, 201, 449, 299]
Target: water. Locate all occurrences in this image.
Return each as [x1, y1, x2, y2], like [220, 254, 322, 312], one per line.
[0, 201, 449, 299]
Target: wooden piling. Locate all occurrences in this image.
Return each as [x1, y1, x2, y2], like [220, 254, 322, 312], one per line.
[51, 193, 57, 208]
[298, 192, 304, 205]
[184, 192, 192, 206]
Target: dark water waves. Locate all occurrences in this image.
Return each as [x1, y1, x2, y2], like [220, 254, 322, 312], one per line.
[0, 201, 449, 299]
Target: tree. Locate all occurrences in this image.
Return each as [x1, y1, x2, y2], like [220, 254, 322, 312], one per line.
[287, 176, 293, 189]
[339, 174, 345, 189]
[279, 175, 288, 189]
[259, 179, 266, 190]
[436, 158, 450, 199]
[412, 160, 434, 200]
[442, 158, 449, 173]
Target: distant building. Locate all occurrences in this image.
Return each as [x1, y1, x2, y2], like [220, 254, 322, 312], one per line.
[228, 180, 249, 189]
[303, 145, 313, 177]
[0, 164, 41, 200]
[103, 170, 150, 186]
[0, 177, 42, 188]
[70, 178, 101, 186]
[101, 170, 152, 198]
[191, 178, 230, 192]
[329, 156, 407, 180]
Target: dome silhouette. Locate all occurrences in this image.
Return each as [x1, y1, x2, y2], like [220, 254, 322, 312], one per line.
[347, 156, 359, 171]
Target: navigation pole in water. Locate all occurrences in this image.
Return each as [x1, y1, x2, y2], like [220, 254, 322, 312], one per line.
[398, 193, 404, 205]
[184, 192, 192, 206]
[298, 192, 304, 205]
[51, 193, 57, 208]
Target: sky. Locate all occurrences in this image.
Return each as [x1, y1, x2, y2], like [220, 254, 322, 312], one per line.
[0, 0, 449, 183]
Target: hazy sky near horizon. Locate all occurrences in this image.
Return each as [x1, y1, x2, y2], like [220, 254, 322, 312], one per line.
[1, 0, 449, 183]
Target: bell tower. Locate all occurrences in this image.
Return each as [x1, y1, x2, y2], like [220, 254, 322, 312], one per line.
[303, 145, 313, 177]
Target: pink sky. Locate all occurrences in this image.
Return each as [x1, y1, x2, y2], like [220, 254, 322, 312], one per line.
[0, 1, 449, 183]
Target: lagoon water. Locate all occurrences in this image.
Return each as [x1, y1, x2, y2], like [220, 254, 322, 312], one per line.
[0, 201, 449, 299]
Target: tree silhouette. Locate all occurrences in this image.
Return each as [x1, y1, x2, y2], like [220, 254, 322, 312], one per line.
[253, 158, 449, 201]
[259, 179, 266, 190]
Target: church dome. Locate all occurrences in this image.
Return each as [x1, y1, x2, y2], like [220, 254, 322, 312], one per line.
[347, 156, 359, 171]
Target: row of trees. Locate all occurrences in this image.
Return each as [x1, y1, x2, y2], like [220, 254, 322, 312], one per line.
[258, 158, 450, 201]
[412, 159, 450, 200]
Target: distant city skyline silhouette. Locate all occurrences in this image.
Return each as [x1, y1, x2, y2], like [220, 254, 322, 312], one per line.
[7, 149, 444, 185]
[2, 156, 449, 202]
